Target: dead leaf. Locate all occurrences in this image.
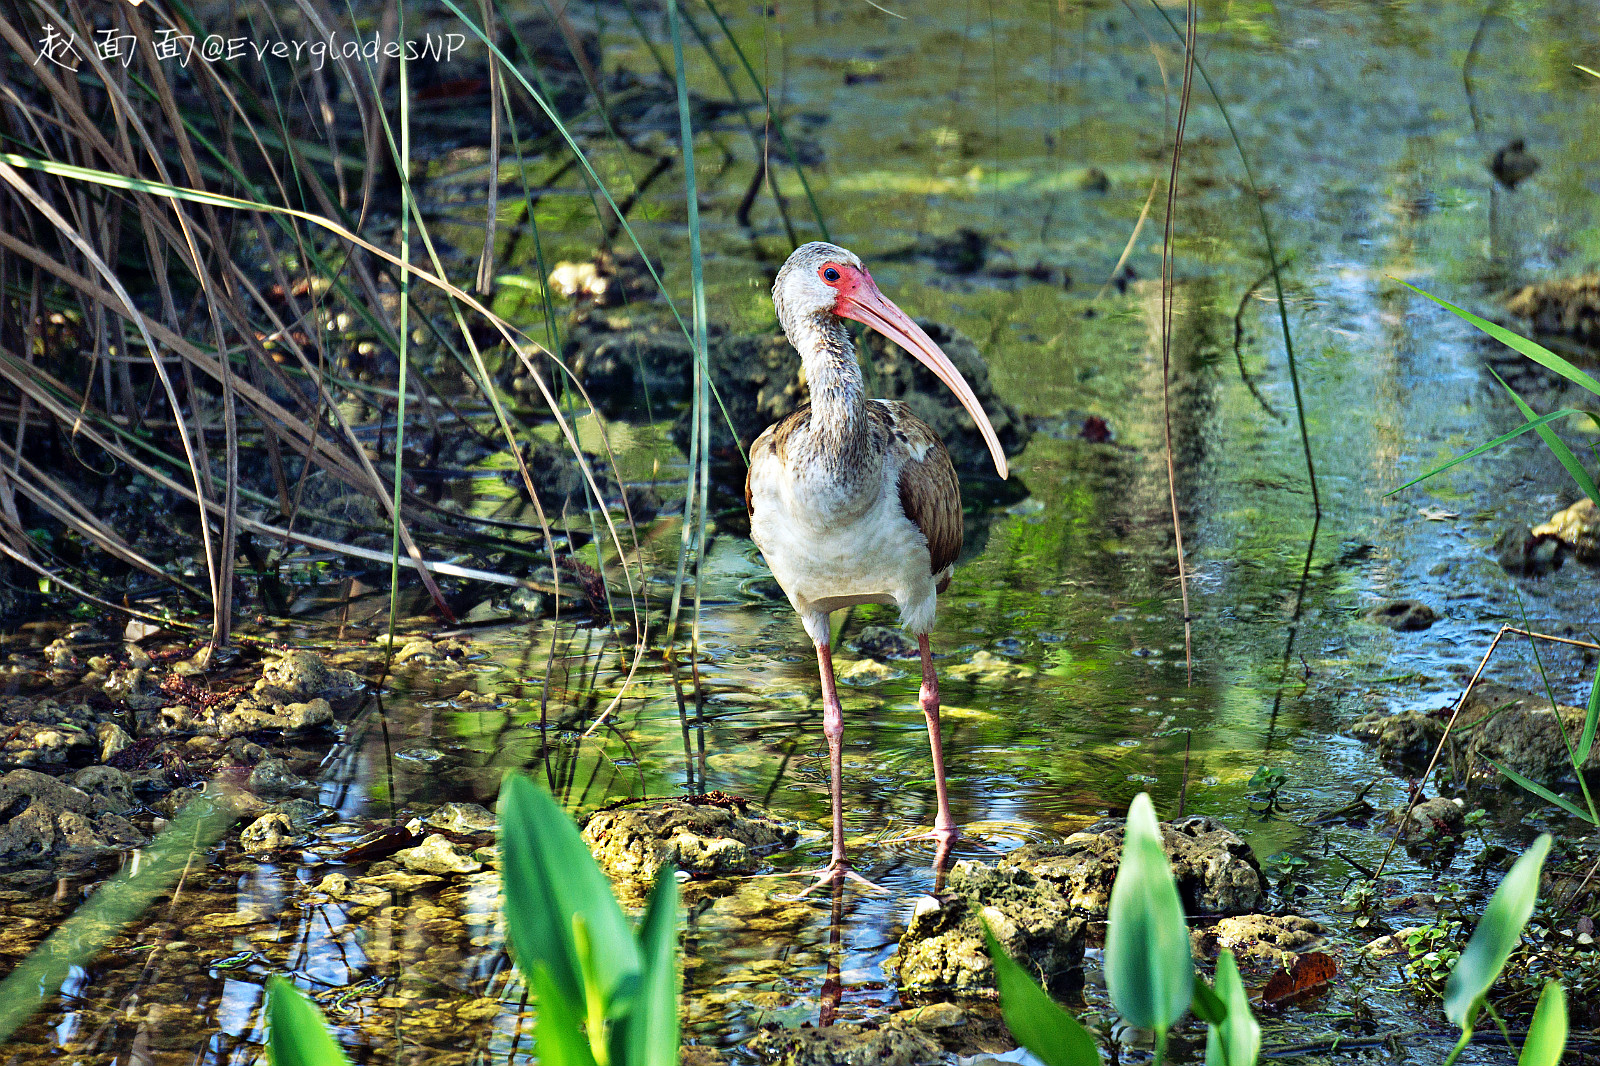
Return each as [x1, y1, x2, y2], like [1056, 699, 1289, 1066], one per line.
[1259, 951, 1337, 1009]
[1418, 506, 1460, 521]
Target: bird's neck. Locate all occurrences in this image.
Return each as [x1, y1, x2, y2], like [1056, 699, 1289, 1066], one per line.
[794, 313, 871, 465]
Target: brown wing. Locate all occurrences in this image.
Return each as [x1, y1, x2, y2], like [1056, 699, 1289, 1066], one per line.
[875, 401, 962, 588]
[746, 405, 811, 518]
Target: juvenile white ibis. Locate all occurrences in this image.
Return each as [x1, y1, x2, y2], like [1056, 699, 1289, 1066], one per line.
[746, 242, 1010, 889]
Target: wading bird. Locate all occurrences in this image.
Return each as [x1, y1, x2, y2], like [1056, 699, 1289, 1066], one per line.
[747, 242, 1009, 889]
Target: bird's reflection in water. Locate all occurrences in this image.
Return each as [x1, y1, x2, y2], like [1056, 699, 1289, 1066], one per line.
[818, 879, 845, 1028]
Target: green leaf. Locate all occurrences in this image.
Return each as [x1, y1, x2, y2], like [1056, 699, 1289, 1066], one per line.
[1190, 977, 1227, 1025]
[1577, 660, 1600, 765]
[1397, 281, 1600, 397]
[1485, 759, 1598, 824]
[1443, 834, 1552, 1031]
[1517, 982, 1568, 1066]
[1385, 408, 1587, 496]
[498, 774, 642, 1015]
[1205, 951, 1260, 1066]
[980, 920, 1101, 1066]
[1492, 369, 1600, 505]
[617, 871, 681, 1066]
[266, 976, 351, 1066]
[1104, 793, 1193, 1031]
[532, 964, 601, 1066]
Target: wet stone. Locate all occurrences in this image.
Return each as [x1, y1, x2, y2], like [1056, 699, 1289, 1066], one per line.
[1366, 599, 1437, 631]
[253, 650, 364, 705]
[70, 765, 135, 814]
[281, 698, 333, 731]
[1462, 684, 1600, 783]
[582, 799, 797, 886]
[849, 626, 920, 662]
[248, 758, 313, 796]
[427, 802, 497, 834]
[838, 659, 898, 685]
[394, 834, 484, 875]
[947, 651, 1035, 684]
[1350, 710, 1445, 766]
[1532, 498, 1600, 562]
[1194, 914, 1323, 964]
[240, 812, 299, 854]
[748, 1021, 943, 1066]
[1385, 797, 1466, 838]
[0, 768, 145, 863]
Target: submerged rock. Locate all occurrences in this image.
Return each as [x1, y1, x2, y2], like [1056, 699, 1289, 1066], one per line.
[748, 1021, 943, 1066]
[71, 765, 135, 814]
[0, 768, 144, 863]
[1350, 710, 1445, 765]
[1531, 498, 1600, 563]
[1365, 599, 1437, 631]
[1506, 275, 1600, 343]
[850, 626, 920, 662]
[240, 812, 300, 854]
[427, 801, 497, 834]
[581, 798, 796, 884]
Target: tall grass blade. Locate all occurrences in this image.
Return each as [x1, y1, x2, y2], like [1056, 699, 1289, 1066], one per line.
[498, 774, 642, 1011]
[266, 976, 351, 1066]
[1386, 408, 1586, 495]
[1443, 833, 1552, 1031]
[1491, 368, 1599, 503]
[1517, 983, 1567, 1066]
[1205, 950, 1259, 1066]
[0, 795, 235, 1042]
[389, 0, 415, 644]
[532, 964, 602, 1066]
[1484, 760, 1596, 823]
[980, 921, 1099, 1066]
[1104, 793, 1193, 1033]
[1397, 281, 1600, 397]
[1578, 659, 1600, 764]
[617, 872, 682, 1066]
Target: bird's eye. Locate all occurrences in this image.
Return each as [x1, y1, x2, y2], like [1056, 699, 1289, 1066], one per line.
[822, 266, 841, 283]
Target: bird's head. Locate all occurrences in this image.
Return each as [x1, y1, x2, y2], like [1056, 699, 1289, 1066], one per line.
[772, 241, 1009, 479]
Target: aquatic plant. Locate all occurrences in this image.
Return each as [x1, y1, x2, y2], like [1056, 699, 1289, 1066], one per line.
[985, 797, 1564, 1066]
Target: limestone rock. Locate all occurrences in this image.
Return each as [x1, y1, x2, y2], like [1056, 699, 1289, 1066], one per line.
[1350, 710, 1445, 765]
[394, 833, 483, 875]
[748, 1022, 943, 1066]
[1195, 914, 1323, 964]
[1507, 275, 1600, 343]
[97, 722, 133, 763]
[1462, 684, 1600, 782]
[253, 650, 363, 705]
[838, 659, 897, 685]
[427, 802, 497, 834]
[0, 768, 144, 863]
[1532, 498, 1600, 562]
[240, 812, 299, 854]
[1385, 797, 1466, 838]
[71, 765, 135, 814]
[281, 699, 333, 731]
[582, 799, 796, 884]
[947, 651, 1035, 684]
[248, 758, 312, 796]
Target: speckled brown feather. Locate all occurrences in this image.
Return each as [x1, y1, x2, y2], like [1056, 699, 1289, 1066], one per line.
[877, 401, 962, 587]
[747, 400, 961, 586]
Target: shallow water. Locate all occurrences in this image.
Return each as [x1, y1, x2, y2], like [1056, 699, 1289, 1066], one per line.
[5, 0, 1600, 1061]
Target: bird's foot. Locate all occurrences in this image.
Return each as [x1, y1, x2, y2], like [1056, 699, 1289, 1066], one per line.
[762, 860, 889, 897]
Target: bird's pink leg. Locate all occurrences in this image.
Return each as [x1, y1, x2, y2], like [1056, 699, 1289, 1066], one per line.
[775, 641, 885, 895]
[919, 634, 959, 852]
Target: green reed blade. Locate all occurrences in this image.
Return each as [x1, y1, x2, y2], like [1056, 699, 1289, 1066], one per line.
[1205, 950, 1260, 1066]
[981, 920, 1100, 1066]
[1104, 793, 1193, 1033]
[266, 977, 352, 1066]
[1386, 408, 1585, 495]
[1493, 368, 1600, 503]
[1443, 833, 1552, 1032]
[1517, 983, 1568, 1066]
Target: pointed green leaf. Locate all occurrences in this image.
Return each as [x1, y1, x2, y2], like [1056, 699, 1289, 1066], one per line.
[1577, 660, 1600, 765]
[498, 774, 642, 1015]
[1443, 834, 1552, 1030]
[532, 964, 601, 1066]
[1205, 951, 1260, 1066]
[1104, 794, 1193, 1031]
[1397, 281, 1600, 397]
[1517, 982, 1567, 1066]
[618, 871, 681, 1066]
[981, 920, 1100, 1066]
[1485, 759, 1597, 824]
[1190, 977, 1227, 1026]
[1386, 409, 1586, 496]
[1492, 369, 1600, 505]
[266, 976, 351, 1066]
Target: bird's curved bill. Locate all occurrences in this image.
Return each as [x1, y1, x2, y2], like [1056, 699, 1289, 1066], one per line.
[837, 276, 1009, 479]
